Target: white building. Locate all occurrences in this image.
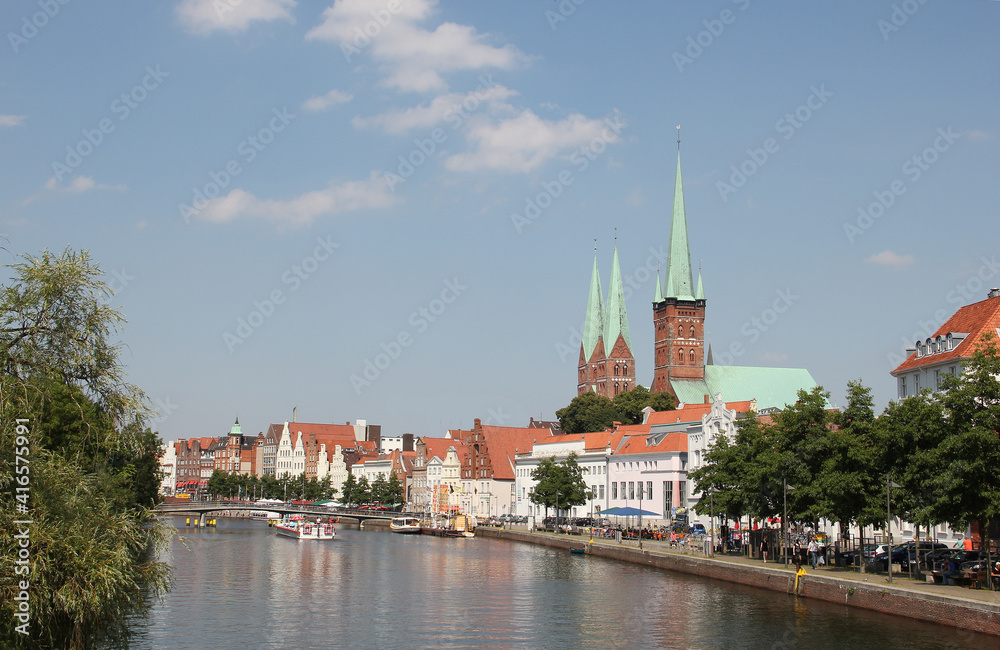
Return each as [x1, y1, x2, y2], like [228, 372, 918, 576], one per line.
[159, 442, 176, 496]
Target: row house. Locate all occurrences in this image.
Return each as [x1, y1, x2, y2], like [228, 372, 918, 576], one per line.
[159, 443, 176, 495]
[449, 419, 556, 519]
[172, 436, 218, 494]
[413, 437, 467, 514]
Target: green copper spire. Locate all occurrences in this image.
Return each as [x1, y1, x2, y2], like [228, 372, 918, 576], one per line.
[605, 244, 632, 356]
[696, 268, 704, 301]
[229, 417, 242, 436]
[654, 268, 663, 303]
[665, 150, 695, 301]
[582, 253, 604, 360]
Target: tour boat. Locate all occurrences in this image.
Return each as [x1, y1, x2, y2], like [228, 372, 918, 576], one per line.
[274, 516, 336, 540]
[389, 516, 422, 534]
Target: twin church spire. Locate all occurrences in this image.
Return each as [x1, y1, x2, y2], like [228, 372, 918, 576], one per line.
[578, 241, 635, 397]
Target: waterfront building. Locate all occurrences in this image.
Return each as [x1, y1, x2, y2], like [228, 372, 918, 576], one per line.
[159, 442, 176, 496]
[513, 429, 621, 521]
[891, 288, 1000, 399]
[577, 243, 637, 399]
[255, 428, 278, 478]
[450, 419, 556, 518]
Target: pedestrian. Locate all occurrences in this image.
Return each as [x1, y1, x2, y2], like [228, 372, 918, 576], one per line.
[963, 535, 973, 551]
[760, 536, 769, 563]
[808, 538, 820, 569]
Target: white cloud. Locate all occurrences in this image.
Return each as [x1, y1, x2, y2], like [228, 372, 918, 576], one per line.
[306, 0, 524, 93]
[445, 110, 621, 173]
[0, 115, 25, 127]
[194, 172, 397, 226]
[176, 0, 296, 35]
[964, 130, 993, 141]
[866, 250, 915, 268]
[303, 89, 354, 112]
[44, 175, 126, 193]
[352, 84, 517, 134]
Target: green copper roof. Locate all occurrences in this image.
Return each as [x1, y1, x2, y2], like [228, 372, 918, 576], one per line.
[229, 417, 242, 436]
[696, 269, 705, 301]
[665, 151, 695, 301]
[669, 366, 821, 411]
[582, 255, 604, 360]
[604, 245, 632, 356]
[654, 271, 663, 303]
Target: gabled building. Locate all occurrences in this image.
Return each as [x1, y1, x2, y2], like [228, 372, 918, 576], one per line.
[578, 244, 637, 398]
[891, 288, 1000, 398]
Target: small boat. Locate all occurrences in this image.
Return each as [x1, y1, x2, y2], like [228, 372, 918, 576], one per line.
[274, 516, 336, 540]
[446, 514, 475, 538]
[389, 516, 422, 534]
[570, 546, 587, 554]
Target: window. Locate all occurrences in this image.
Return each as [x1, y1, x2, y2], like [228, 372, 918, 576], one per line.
[678, 481, 686, 507]
[647, 481, 653, 501]
[689, 350, 696, 363]
[914, 374, 920, 392]
[900, 377, 907, 398]
[637, 482, 643, 499]
[677, 349, 684, 364]
[629, 482, 635, 500]
[623, 363, 628, 375]
[612, 483, 618, 500]
[690, 325, 696, 338]
[935, 369, 941, 388]
[663, 481, 673, 510]
[599, 485, 604, 499]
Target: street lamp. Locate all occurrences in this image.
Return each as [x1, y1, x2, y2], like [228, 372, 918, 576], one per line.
[555, 489, 560, 534]
[887, 477, 900, 584]
[710, 488, 715, 558]
[782, 479, 795, 567]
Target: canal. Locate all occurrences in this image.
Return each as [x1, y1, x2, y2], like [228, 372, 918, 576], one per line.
[133, 517, 993, 648]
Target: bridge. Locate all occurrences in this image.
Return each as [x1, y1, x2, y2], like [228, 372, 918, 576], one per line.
[157, 500, 402, 527]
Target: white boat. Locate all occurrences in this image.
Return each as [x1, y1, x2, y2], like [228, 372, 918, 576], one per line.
[274, 516, 336, 540]
[250, 510, 280, 520]
[389, 516, 422, 534]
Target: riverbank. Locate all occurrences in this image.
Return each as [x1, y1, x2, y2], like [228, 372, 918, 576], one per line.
[477, 527, 1000, 638]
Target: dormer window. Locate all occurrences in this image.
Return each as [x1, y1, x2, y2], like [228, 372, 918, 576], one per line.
[946, 333, 953, 350]
[915, 343, 922, 358]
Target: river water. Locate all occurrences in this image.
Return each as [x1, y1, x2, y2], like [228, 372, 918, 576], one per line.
[132, 517, 992, 649]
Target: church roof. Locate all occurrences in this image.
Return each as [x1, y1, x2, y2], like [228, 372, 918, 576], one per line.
[604, 244, 632, 356]
[670, 365, 820, 412]
[664, 150, 695, 301]
[582, 254, 605, 360]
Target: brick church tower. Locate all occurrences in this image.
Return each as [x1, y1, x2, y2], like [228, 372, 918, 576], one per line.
[578, 244, 636, 397]
[651, 147, 706, 395]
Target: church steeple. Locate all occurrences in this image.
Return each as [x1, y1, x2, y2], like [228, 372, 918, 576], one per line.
[582, 252, 604, 360]
[654, 267, 663, 303]
[604, 243, 631, 356]
[664, 149, 695, 301]
[696, 268, 705, 301]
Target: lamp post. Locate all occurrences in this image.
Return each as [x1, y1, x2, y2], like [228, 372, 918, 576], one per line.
[710, 488, 715, 558]
[639, 482, 643, 550]
[887, 477, 900, 584]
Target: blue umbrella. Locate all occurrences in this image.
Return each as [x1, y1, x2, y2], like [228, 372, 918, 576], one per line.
[599, 506, 662, 518]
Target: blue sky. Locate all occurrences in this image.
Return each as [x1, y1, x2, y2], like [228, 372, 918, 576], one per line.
[2, 0, 998, 442]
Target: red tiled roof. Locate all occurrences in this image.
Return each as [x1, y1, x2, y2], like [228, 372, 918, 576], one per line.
[892, 295, 1000, 374]
[420, 436, 459, 462]
[646, 401, 754, 425]
[481, 425, 555, 480]
[615, 431, 687, 455]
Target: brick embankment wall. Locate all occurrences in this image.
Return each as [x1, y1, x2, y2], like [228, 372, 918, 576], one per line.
[475, 528, 1000, 637]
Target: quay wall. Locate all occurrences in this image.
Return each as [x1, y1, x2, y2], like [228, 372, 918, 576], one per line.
[476, 528, 1000, 638]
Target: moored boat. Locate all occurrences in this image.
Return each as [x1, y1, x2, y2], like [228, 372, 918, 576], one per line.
[274, 516, 336, 540]
[389, 516, 422, 534]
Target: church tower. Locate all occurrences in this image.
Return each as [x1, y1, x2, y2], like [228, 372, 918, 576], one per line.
[651, 145, 706, 395]
[578, 245, 636, 397]
[604, 243, 636, 397]
[578, 253, 606, 395]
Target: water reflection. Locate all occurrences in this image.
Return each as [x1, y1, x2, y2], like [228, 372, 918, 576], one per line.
[133, 518, 995, 649]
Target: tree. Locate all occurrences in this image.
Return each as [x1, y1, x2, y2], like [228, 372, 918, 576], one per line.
[386, 473, 405, 507]
[356, 475, 371, 505]
[612, 385, 676, 424]
[529, 453, 589, 516]
[370, 474, 389, 504]
[0, 248, 170, 648]
[341, 473, 359, 506]
[556, 392, 622, 433]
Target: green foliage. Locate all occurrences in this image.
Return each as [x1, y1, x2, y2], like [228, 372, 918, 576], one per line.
[0, 248, 170, 649]
[340, 473, 359, 506]
[529, 453, 590, 513]
[386, 473, 405, 505]
[557, 385, 676, 433]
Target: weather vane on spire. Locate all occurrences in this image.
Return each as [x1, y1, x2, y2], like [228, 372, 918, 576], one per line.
[676, 124, 681, 150]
